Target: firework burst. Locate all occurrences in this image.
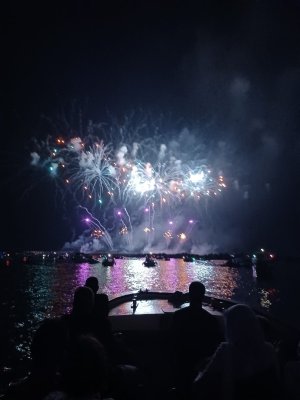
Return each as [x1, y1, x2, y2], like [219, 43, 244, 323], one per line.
[30, 115, 228, 251]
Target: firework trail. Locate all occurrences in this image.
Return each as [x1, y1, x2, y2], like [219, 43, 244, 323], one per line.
[30, 114, 228, 252]
[80, 206, 113, 249]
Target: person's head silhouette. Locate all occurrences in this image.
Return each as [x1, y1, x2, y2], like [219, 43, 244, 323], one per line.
[189, 281, 205, 305]
[85, 276, 99, 294]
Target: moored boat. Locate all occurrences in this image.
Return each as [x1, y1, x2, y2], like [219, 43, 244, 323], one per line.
[102, 255, 115, 266]
[226, 254, 253, 268]
[143, 255, 158, 267]
[183, 254, 194, 262]
[252, 249, 276, 280]
[143, 259, 158, 267]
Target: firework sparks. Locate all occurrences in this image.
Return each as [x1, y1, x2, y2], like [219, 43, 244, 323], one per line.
[30, 116, 228, 251]
[178, 233, 187, 240]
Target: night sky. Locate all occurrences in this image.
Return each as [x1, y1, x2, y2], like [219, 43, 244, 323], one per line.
[1, 0, 300, 254]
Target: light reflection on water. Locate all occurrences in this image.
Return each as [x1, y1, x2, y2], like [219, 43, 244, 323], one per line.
[0, 257, 299, 369]
[67, 259, 243, 302]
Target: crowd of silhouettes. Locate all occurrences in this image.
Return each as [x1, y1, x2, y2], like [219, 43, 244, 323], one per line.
[1, 278, 300, 400]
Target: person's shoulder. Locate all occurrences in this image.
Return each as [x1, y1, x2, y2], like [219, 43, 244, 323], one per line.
[174, 306, 190, 317]
[172, 307, 190, 325]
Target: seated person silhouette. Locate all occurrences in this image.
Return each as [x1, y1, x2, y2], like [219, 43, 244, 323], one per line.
[85, 276, 109, 319]
[84, 277, 113, 351]
[61, 286, 95, 341]
[84, 277, 142, 400]
[84, 276, 132, 365]
[171, 281, 223, 398]
[192, 303, 281, 400]
[44, 334, 110, 400]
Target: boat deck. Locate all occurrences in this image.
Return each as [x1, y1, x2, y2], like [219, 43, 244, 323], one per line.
[109, 299, 223, 331]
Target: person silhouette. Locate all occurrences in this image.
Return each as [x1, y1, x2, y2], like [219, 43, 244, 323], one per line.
[85, 276, 99, 294]
[84, 277, 142, 400]
[85, 277, 110, 319]
[62, 286, 95, 340]
[44, 334, 110, 400]
[171, 281, 223, 399]
[192, 303, 281, 400]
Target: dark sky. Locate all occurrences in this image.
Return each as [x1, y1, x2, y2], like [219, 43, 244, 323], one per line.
[1, 0, 300, 254]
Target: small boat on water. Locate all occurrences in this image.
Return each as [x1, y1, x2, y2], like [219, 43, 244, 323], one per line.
[55, 252, 100, 264]
[143, 255, 158, 267]
[183, 254, 194, 262]
[143, 259, 158, 267]
[102, 255, 115, 267]
[252, 249, 276, 280]
[226, 254, 253, 268]
[86, 257, 100, 264]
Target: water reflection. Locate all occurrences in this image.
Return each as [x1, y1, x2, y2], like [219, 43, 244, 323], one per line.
[98, 258, 241, 299]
